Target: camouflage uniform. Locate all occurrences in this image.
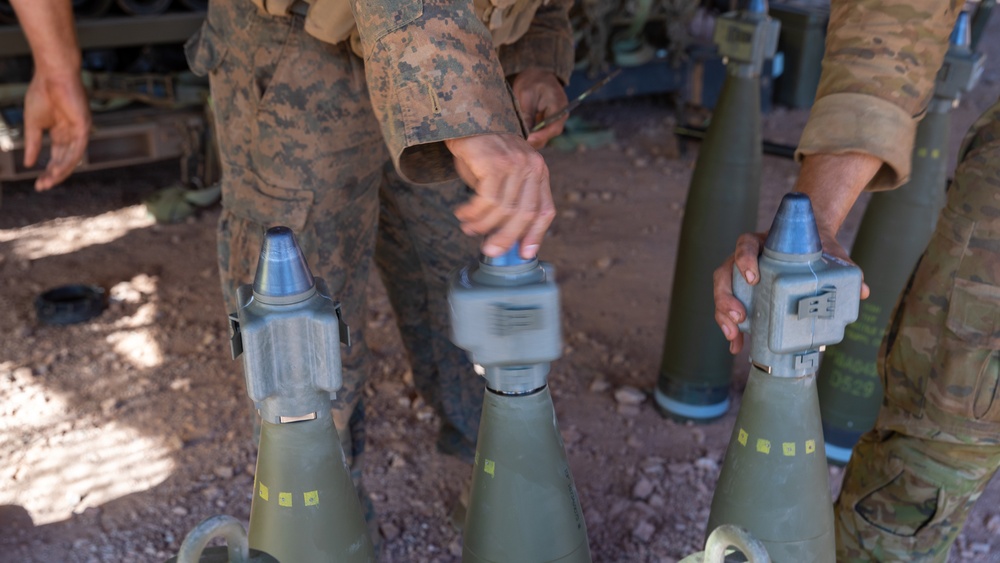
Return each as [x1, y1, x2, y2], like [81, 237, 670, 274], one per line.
[184, 0, 572, 477]
[795, 1, 1000, 560]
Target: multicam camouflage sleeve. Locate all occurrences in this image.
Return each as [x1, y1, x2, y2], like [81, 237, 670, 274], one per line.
[351, 0, 524, 184]
[497, 0, 575, 84]
[796, 0, 960, 191]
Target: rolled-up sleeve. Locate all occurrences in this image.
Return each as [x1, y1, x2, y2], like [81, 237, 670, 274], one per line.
[352, 0, 523, 184]
[498, 0, 575, 85]
[796, 0, 958, 191]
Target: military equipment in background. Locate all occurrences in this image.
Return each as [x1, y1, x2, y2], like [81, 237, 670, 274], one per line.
[654, 0, 780, 422]
[0, 3, 210, 206]
[816, 10, 985, 465]
[707, 193, 862, 562]
[165, 515, 278, 563]
[228, 227, 375, 563]
[448, 245, 591, 563]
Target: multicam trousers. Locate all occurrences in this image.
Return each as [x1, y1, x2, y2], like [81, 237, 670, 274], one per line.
[185, 0, 484, 472]
[835, 99, 1000, 562]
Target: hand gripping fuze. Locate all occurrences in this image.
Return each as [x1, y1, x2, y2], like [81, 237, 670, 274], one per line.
[448, 245, 592, 563]
[707, 193, 861, 562]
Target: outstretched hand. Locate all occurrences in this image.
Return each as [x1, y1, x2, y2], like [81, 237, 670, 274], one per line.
[446, 132, 556, 259]
[24, 68, 90, 191]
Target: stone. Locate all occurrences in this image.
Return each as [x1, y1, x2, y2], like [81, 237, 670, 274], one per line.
[379, 522, 400, 541]
[632, 478, 654, 500]
[589, 378, 610, 393]
[614, 386, 646, 405]
[632, 520, 656, 543]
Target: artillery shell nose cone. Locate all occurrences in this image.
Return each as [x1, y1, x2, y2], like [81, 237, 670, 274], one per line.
[951, 11, 971, 48]
[764, 193, 822, 255]
[253, 226, 315, 298]
[747, 0, 768, 15]
[480, 242, 533, 268]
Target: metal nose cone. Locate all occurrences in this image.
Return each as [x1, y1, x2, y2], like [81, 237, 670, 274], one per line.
[764, 193, 822, 255]
[481, 242, 533, 268]
[950, 11, 971, 49]
[746, 0, 768, 15]
[252, 226, 315, 298]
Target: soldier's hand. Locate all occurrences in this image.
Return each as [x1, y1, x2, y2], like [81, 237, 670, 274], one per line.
[24, 67, 90, 191]
[511, 68, 568, 149]
[446, 133, 555, 259]
[714, 230, 868, 355]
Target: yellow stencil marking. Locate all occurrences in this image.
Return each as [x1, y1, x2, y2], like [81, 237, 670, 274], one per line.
[917, 147, 928, 157]
[279, 492, 292, 507]
[259, 483, 269, 501]
[738, 429, 748, 447]
[756, 439, 771, 454]
[304, 491, 319, 506]
[805, 440, 816, 454]
[484, 459, 496, 478]
[931, 149, 941, 159]
[783, 442, 796, 457]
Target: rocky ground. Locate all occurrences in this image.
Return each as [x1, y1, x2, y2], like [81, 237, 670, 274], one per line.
[2, 13, 1000, 563]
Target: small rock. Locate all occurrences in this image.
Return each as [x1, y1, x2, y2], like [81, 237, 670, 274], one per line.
[986, 514, 1000, 533]
[560, 426, 583, 445]
[390, 454, 407, 469]
[627, 435, 644, 449]
[13, 367, 32, 380]
[170, 378, 192, 392]
[690, 427, 706, 445]
[617, 404, 641, 417]
[396, 396, 411, 409]
[633, 157, 649, 168]
[648, 494, 666, 508]
[560, 209, 578, 220]
[640, 458, 665, 476]
[610, 353, 626, 365]
[600, 191, 614, 201]
[632, 520, 656, 543]
[694, 457, 718, 472]
[566, 190, 583, 203]
[379, 522, 400, 541]
[448, 539, 462, 557]
[632, 478, 655, 500]
[171, 506, 188, 516]
[100, 398, 119, 416]
[416, 408, 434, 422]
[595, 256, 613, 270]
[214, 466, 234, 480]
[589, 378, 610, 393]
[970, 542, 991, 554]
[614, 386, 646, 405]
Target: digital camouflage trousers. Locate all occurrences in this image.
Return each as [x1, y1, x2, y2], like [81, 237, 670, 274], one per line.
[835, 99, 1000, 562]
[185, 1, 484, 478]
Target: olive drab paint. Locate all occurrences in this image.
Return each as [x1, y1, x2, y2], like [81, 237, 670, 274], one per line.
[448, 245, 592, 563]
[655, 0, 780, 422]
[707, 194, 862, 562]
[230, 227, 375, 563]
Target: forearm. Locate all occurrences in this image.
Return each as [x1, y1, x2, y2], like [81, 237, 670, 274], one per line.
[351, 0, 521, 184]
[11, 0, 81, 76]
[797, 0, 957, 191]
[793, 152, 883, 238]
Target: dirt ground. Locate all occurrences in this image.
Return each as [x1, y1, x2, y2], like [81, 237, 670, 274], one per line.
[3, 15, 1000, 563]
